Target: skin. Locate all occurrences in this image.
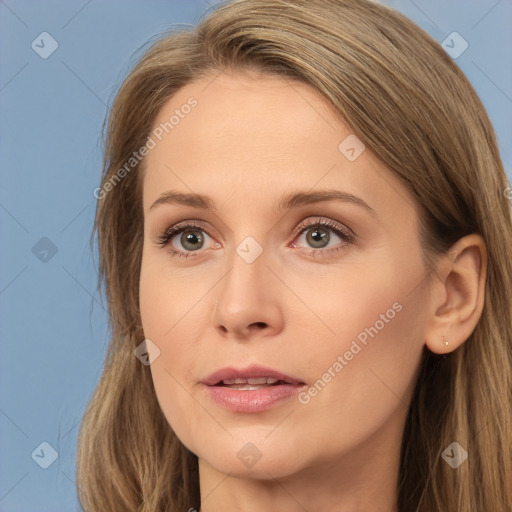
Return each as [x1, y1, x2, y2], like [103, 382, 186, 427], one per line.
[139, 69, 486, 512]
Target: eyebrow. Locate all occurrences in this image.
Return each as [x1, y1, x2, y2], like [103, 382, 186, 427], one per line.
[149, 189, 375, 215]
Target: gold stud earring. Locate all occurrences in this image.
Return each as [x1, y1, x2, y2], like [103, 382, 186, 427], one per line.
[442, 336, 448, 346]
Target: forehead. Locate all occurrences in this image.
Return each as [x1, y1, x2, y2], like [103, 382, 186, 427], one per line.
[141, 70, 416, 221]
[151, 70, 345, 158]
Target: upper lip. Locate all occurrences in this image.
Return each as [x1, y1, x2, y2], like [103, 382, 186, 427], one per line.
[202, 364, 305, 386]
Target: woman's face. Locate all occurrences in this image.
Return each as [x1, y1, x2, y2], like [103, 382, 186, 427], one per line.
[139, 70, 430, 480]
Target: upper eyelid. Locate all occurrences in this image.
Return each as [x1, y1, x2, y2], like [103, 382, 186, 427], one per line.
[293, 218, 354, 241]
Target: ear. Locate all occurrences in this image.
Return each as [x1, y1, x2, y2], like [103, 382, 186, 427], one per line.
[424, 234, 487, 354]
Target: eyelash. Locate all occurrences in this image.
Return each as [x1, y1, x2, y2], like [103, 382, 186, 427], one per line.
[157, 217, 355, 259]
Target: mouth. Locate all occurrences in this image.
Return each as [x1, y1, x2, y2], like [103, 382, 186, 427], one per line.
[202, 364, 305, 387]
[201, 365, 306, 413]
[215, 377, 293, 390]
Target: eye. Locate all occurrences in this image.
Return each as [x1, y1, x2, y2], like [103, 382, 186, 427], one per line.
[157, 220, 217, 259]
[290, 217, 355, 257]
[157, 217, 355, 259]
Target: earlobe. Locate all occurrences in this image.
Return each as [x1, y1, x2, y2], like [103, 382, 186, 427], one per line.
[424, 234, 487, 355]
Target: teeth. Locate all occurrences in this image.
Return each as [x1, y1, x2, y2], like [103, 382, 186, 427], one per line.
[248, 377, 277, 385]
[221, 377, 281, 385]
[230, 384, 269, 390]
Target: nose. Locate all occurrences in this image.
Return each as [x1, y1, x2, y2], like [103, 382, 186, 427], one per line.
[211, 250, 284, 340]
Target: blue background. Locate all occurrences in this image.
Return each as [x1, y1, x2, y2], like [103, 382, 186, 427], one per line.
[1, 1, 511, 510]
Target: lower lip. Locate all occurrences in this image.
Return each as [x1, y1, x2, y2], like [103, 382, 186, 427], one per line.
[204, 383, 304, 413]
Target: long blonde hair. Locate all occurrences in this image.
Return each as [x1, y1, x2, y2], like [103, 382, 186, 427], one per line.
[76, 1, 512, 510]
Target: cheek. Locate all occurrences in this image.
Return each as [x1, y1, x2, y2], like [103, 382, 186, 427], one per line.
[290, 253, 427, 453]
[139, 253, 217, 452]
[293, 249, 422, 359]
[309, 298, 424, 463]
[139, 249, 211, 341]
[139, 255, 201, 388]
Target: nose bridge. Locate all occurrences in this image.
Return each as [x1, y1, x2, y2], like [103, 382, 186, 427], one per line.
[211, 233, 282, 337]
[221, 213, 271, 286]
[220, 237, 269, 309]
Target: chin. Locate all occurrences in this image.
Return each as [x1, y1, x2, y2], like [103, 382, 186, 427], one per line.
[192, 430, 310, 479]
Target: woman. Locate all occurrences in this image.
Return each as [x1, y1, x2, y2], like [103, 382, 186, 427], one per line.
[77, 0, 512, 510]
